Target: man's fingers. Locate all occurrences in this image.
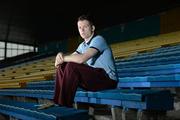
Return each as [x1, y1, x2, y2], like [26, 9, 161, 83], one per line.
[55, 58, 60, 66]
[55, 57, 63, 67]
[55, 52, 64, 68]
[58, 53, 64, 61]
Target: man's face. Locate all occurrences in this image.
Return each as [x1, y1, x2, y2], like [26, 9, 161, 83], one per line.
[77, 20, 94, 40]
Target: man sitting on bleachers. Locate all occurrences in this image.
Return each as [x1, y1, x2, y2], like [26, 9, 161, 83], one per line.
[39, 14, 117, 109]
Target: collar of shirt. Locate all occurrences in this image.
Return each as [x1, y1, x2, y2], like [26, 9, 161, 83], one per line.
[83, 33, 96, 46]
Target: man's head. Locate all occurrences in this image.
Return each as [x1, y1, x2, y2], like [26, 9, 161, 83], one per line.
[77, 15, 95, 40]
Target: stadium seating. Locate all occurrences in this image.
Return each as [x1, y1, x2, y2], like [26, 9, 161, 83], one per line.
[1, 31, 180, 119]
[116, 43, 180, 88]
[0, 56, 90, 120]
[0, 56, 55, 88]
[111, 30, 180, 59]
[0, 98, 89, 120]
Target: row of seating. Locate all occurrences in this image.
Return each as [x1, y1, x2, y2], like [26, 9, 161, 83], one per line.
[0, 56, 90, 119]
[0, 84, 174, 120]
[119, 43, 180, 62]
[0, 55, 55, 89]
[1, 33, 180, 119]
[116, 45, 180, 89]
[0, 98, 89, 120]
[111, 30, 180, 58]
[0, 45, 178, 119]
[0, 87, 173, 110]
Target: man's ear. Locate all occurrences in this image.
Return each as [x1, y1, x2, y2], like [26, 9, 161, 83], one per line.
[92, 25, 95, 32]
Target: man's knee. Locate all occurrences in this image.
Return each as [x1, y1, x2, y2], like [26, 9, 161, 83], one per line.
[66, 62, 79, 69]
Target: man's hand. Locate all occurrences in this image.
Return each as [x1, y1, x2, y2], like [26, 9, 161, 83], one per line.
[55, 52, 64, 68]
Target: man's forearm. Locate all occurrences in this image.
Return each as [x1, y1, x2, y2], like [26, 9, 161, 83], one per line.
[63, 54, 84, 64]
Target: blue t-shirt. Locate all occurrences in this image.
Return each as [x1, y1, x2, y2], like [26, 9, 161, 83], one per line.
[76, 35, 117, 81]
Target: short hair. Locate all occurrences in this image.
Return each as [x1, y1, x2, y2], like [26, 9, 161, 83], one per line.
[77, 14, 94, 26]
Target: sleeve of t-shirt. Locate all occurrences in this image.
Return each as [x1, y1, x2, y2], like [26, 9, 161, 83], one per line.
[89, 36, 107, 53]
[76, 43, 82, 54]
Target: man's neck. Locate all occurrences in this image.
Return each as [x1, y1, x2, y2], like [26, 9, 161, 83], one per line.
[84, 33, 94, 43]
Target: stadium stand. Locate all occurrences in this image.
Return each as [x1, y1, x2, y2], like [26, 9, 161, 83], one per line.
[0, 55, 90, 120]
[111, 31, 180, 59]
[1, 31, 180, 120]
[0, 98, 90, 120]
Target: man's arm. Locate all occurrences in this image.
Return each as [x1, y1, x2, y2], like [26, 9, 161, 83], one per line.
[64, 48, 98, 64]
[55, 48, 98, 68]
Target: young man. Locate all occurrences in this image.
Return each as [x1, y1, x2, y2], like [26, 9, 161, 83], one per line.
[53, 14, 117, 107]
[38, 14, 117, 109]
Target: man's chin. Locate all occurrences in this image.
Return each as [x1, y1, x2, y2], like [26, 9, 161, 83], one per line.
[81, 36, 86, 39]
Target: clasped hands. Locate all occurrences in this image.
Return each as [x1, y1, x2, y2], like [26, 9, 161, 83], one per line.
[55, 52, 64, 68]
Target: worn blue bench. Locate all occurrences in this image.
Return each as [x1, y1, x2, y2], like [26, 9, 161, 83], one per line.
[0, 88, 174, 120]
[0, 82, 89, 120]
[1, 44, 180, 120]
[0, 88, 173, 110]
[0, 79, 174, 119]
[25, 80, 54, 90]
[0, 98, 89, 120]
[116, 44, 180, 88]
[74, 44, 180, 119]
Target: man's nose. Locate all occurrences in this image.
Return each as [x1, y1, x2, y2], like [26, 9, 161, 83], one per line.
[81, 28, 84, 31]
